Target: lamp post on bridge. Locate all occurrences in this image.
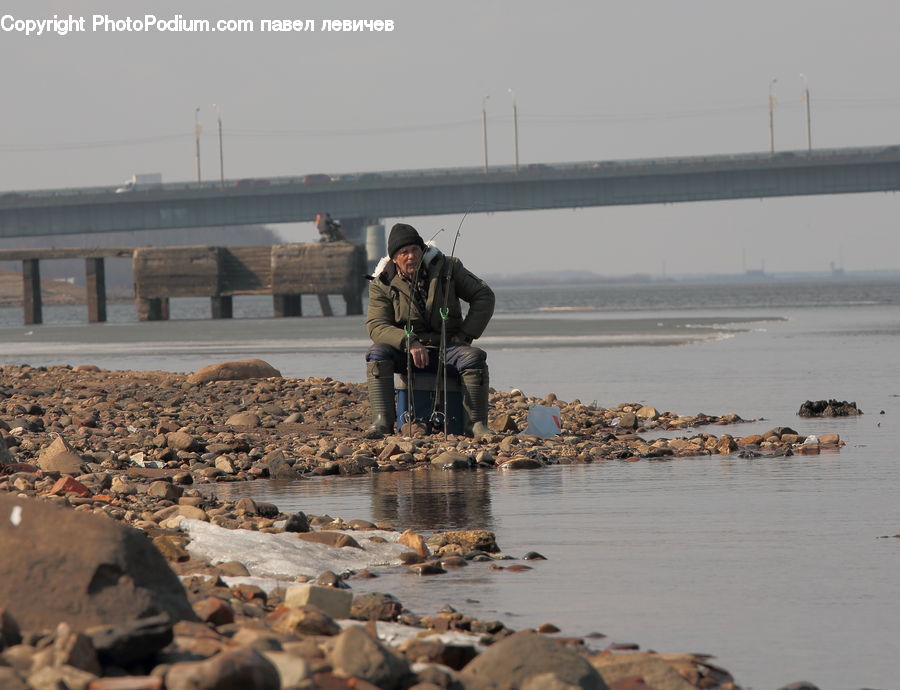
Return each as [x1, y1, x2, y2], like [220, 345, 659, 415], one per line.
[482, 95, 490, 173]
[800, 74, 812, 152]
[194, 107, 202, 183]
[768, 78, 777, 155]
[508, 88, 519, 174]
[213, 103, 224, 189]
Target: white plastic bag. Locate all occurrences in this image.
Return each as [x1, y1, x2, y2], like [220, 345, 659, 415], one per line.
[522, 405, 562, 438]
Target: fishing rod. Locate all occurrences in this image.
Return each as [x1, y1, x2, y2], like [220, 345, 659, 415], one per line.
[401, 228, 443, 435]
[432, 210, 468, 438]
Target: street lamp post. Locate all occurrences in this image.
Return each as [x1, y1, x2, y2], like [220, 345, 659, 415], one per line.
[213, 103, 224, 188]
[800, 74, 812, 152]
[508, 88, 519, 174]
[482, 95, 490, 173]
[768, 79, 777, 154]
[194, 107, 202, 182]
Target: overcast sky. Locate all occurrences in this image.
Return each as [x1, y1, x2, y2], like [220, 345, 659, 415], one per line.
[2, 0, 899, 276]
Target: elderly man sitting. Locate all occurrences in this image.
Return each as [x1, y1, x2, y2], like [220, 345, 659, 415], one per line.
[365, 223, 495, 436]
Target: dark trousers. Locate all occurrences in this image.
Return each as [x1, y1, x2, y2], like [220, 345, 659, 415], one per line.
[366, 342, 486, 375]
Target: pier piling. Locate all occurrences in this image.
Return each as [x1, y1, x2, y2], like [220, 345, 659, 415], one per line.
[85, 257, 106, 323]
[22, 259, 42, 325]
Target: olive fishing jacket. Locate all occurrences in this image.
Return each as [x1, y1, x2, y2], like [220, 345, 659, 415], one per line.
[366, 245, 495, 350]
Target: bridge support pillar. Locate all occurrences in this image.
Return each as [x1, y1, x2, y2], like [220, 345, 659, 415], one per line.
[211, 295, 233, 319]
[22, 259, 42, 325]
[273, 294, 302, 317]
[317, 294, 333, 316]
[85, 257, 107, 323]
[365, 224, 385, 274]
[137, 297, 170, 321]
[337, 217, 376, 244]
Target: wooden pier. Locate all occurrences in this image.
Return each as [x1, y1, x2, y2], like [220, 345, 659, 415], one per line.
[0, 242, 367, 325]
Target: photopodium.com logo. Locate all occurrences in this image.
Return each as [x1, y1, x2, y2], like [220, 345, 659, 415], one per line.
[1, 13, 395, 37]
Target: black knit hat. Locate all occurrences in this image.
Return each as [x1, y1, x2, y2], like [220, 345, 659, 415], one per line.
[388, 223, 425, 258]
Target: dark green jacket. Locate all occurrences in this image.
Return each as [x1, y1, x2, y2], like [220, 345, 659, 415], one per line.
[366, 246, 495, 350]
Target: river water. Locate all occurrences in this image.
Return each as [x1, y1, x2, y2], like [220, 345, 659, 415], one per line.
[2, 278, 899, 689]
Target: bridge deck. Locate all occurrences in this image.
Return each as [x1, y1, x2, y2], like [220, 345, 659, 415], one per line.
[2, 145, 900, 240]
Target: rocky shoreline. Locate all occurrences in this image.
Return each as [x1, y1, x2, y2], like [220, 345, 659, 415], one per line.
[0, 361, 844, 690]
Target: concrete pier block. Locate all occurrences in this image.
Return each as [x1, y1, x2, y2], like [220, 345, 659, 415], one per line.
[137, 297, 170, 321]
[272, 243, 366, 292]
[85, 257, 106, 323]
[133, 246, 221, 299]
[22, 259, 42, 325]
[210, 295, 233, 319]
[344, 290, 363, 316]
[273, 294, 302, 317]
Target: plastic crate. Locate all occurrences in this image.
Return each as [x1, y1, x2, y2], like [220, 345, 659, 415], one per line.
[395, 372, 466, 435]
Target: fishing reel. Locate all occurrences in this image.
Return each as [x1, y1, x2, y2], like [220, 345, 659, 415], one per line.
[396, 409, 447, 436]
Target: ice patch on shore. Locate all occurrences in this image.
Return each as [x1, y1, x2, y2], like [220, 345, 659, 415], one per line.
[338, 620, 486, 653]
[219, 576, 293, 594]
[180, 519, 410, 579]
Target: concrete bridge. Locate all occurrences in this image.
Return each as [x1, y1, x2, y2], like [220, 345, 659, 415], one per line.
[2, 145, 900, 242]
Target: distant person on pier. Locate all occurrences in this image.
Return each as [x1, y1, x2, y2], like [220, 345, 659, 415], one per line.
[365, 223, 495, 437]
[315, 213, 345, 242]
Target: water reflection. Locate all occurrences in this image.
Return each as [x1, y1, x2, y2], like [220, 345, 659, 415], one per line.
[211, 469, 494, 532]
[370, 470, 493, 531]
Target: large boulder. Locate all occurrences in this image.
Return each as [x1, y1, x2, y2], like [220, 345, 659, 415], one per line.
[0, 436, 14, 465]
[166, 431, 204, 453]
[86, 612, 175, 666]
[430, 529, 499, 554]
[187, 359, 282, 384]
[350, 592, 404, 622]
[590, 652, 737, 690]
[267, 456, 302, 480]
[797, 399, 862, 417]
[460, 631, 608, 690]
[329, 625, 410, 688]
[165, 645, 280, 690]
[0, 495, 196, 633]
[36, 436, 84, 475]
[590, 652, 695, 690]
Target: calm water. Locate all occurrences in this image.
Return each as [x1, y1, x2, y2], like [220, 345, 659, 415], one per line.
[2, 278, 900, 689]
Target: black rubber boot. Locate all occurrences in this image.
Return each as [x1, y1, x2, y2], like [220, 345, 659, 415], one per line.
[461, 366, 491, 437]
[366, 360, 396, 436]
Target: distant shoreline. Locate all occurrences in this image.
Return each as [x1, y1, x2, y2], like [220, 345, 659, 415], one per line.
[0, 268, 132, 307]
[485, 269, 900, 287]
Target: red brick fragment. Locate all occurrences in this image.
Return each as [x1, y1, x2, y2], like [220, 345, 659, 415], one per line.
[192, 596, 235, 626]
[50, 476, 91, 497]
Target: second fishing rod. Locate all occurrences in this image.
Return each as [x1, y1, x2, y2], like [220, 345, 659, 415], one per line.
[401, 214, 468, 437]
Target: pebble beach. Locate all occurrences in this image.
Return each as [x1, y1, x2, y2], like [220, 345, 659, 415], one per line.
[0, 359, 848, 690]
